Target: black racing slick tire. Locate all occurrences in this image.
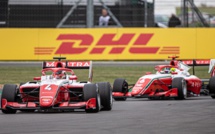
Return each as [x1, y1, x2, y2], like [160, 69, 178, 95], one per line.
[1, 84, 17, 114]
[83, 84, 100, 113]
[172, 78, 187, 100]
[113, 78, 128, 93]
[208, 76, 215, 99]
[97, 82, 113, 111]
[113, 78, 128, 101]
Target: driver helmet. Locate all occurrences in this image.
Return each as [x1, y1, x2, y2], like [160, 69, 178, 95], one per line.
[170, 68, 176, 73]
[55, 70, 66, 79]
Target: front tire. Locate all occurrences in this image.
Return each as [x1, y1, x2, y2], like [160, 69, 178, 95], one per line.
[172, 78, 187, 100]
[1, 84, 17, 114]
[113, 78, 128, 101]
[97, 82, 113, 111]
[83, 84, 100, 113]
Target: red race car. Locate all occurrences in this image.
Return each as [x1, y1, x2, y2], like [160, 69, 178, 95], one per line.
[112, 56, 204, 100]
[1, 57, 112, 114]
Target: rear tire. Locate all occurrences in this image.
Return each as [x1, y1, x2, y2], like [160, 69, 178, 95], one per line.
[208, 76, 215, 99]
[113, 78, 128, 101]
[83, 84, 100, 113]
[97, 82, 113, 111]
[172, 78, 187, 100]
[1, 84, 17, 114]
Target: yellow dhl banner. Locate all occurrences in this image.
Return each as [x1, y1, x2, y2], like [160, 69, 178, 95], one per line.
[0, 28, 214, 60]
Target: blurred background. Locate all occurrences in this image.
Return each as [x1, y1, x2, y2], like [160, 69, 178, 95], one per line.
[0, 0, 215, 28]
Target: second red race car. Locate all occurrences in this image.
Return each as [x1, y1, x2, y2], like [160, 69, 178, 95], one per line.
[1, 57, 113, 114]
[112, 56, 204, 100]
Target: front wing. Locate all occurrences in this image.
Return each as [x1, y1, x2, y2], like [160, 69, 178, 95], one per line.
[1, 98, 96, 111]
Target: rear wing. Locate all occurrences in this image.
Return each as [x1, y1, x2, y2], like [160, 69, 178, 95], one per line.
[42, 60, 93, 82]
[181, 60, 210, 75]
[66, 61, 93, 82]
[182, 60, 210, 66]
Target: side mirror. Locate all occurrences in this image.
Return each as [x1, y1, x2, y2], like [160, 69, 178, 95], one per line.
[69, 75, 78, 80]
[34, 77, 41, 81]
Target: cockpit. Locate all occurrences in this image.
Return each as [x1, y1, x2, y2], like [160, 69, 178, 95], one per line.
[41, 68, 75, 81]
[160, 67, 177, 74]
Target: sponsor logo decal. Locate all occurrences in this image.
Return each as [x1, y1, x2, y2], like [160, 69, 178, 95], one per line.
[34, 33, 180, 55]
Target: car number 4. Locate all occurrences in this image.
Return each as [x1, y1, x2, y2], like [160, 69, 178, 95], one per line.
[45, 85, 52, 90]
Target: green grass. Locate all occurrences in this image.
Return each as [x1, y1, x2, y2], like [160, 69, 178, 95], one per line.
[0, 66, 210, 85]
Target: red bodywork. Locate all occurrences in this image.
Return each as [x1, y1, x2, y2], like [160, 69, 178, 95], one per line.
[113, 75, 202, 98]
[1, 61, 96, 111]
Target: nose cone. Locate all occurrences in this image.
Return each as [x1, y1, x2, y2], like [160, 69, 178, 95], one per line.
[131, 78, 151, 96]
[131, 87, 142, 96]
[40, 97, 54, 107]
[40, 84, 58, 107]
